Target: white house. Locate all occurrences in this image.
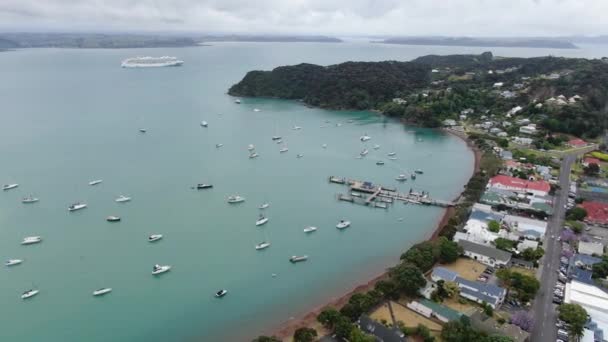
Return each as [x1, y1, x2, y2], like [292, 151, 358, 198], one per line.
[578, 241, 605, 256]
[519, 125, 537, 135]
[513, 137, 533, 145]
[517, 239, 539, 252]
[493, 82, 504, 88]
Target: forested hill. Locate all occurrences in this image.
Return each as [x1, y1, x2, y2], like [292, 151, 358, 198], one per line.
[229, 52, 608, 137]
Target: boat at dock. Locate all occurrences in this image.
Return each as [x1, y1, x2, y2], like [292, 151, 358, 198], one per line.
[22, 196, 39, 204]
[106, 216, 121, 222]
[68, 202, 87, 211]
[303, 226, 317, 233]
[197, 184, 213, 189]
[336, 220, 351, 229]
[227, 195, 245, 204]
[5, 259, 23, 266]
[290, 255, 308, 263]
[3, 184, 18, 191]
[22, 236, 42, 245]
[89, 179, 103, 186]
[255, 241, 271, 250]
[255, 215, 269, 226]
[93, 288, 112, 296]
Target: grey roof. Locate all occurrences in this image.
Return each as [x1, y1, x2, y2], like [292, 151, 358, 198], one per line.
[511, 257, 534, 268]
[456, 276, 507, 299]
[431, 267, 458, 282]
[459, 286, 499, 306]
[458, 240, 512, 263]
[358, 315, 406, 342]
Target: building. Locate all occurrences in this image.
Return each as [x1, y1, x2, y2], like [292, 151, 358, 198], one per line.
[431, 267, 459, 283]
[502, 214, 547, 239]
[508, 106, 523, 116]
[578, 241, 605, 256]
[519, 125, 537, 135]
[408, 299, 463, 323]
[458, 240, 512, 267]
[581, 201, 608, 226]
[443, 119, 457, 127]
[456, 276, 507, 309]
[470, 312, 530, 342]
[511, 257, 534, 269]
[493, 82, 504, 88]
[513, 137, 533, 145]
[517, 239, 539, 252]
[568, 138, 587, 148]
[583, 157, 601, 167]
[358, 315, 406, 342]
[564, 281, 608, 341]
[488, 175, 551, 196]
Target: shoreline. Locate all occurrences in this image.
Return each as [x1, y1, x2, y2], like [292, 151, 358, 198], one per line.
[269, 127, 481, 340]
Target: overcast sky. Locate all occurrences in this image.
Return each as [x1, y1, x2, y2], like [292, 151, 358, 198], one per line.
[0, 0, 605, 36]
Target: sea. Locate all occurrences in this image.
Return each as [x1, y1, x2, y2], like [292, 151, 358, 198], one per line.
[0, 41, 604, 341]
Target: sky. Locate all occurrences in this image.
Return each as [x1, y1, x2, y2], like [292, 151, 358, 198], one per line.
[0, 0, 605, 37]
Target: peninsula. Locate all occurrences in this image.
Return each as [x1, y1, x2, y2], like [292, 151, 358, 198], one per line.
[376, 36, 578, 49]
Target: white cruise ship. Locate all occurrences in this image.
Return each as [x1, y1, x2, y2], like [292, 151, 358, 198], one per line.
[121, 56, 184, 68]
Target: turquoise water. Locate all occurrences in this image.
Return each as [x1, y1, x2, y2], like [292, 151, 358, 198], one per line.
[0, 42, 568, 342]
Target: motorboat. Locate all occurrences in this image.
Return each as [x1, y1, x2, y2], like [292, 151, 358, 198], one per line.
[21, 289, 39, 299]
[248, 144, 255, 151]
[227, 195, 245, 204]
[351, 192, 362, 197]
[22, 236, 42, 245]
[388, 157, 398, 160]
[360, 134, 371, 142]
[259, 203, 270, 209]
[115, 195, 131, 203]
[296, 154, 304, 158]
[235, 99, 241, 104]
[395, 174, 408, 182]
[279, 147, 289, 153]
[89, 179, 103, 186]
[289, 255, 308, 263]
[256, 215, 269, 226]
[303, 226, 317, 233]
[93, 288, 112, 296]
[152, 264, 171, 275]
[336, 220, 351, 229]
[373, 144, 381, 150]
[253, 108, 261, 112]
[139, 128, 147, 133]
[272, 136, 282, 141]
[249, 152, 259, 159]
[197, 184, 213, 190]
[68, 202, 87, 211]
[215, 289, 228, 298]
[255, 241, 271, 250]
[376, 161, 385, 166]
[3, 184, 18, 191]
[5, 259, 23, 266]
[360, 149, 369, 156]
[22, 196, 39, 204]
[148, 234, 163, 242]
[201, 121, 208, 127]
[216, 143, 223, 148]
[293, 126, 302, 130]
[387, 152, 397, 157]
[106, 216, 121, 222]
[415, 169, 424, 174]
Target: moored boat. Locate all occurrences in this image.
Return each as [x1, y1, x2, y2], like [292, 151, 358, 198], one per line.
[296, 154, 304, 158]
[259, 203, 270, 209]
[279, 147, 289, 153]
[376, 161, 385, 166]
[197, 184, 213, 189]
[255, 241, 271, 250]
[139, 128, 147, 133]
[89, 179, 103, 186]
[215, 289, 228, 298]
[21, 236, 42, 245]
[272, 136, 282, 141]
[360, 149, 369, 156]
[255, 215, 269, 226]
[227, 195, 245, 204]
[21, 289, 39, 299]
[303, 226, 317, 233]
[395, 174, 408, 182]
[93, 288, 112, 296]
[387, 152, 397, 157]
[373, 144, 381, 150]
[148, 234, 163, 242]
[249, 152, 259, 159]
[68, 202, 87, 211]
[235, 99, 241, 104]
[415, 169, 424, 174]
[3, 184, 18, 191]
[115, 195, 131, 203]
[360, 134, 371, 142]
[201, 121, 208, 127]
[5, 259, 23, 266]
[106, 216, 121, 222]
[22, 196, 39, 204]
[336, 220, 351, 229]
[152, 264, 171, 275]
[289, 255, 308, 263]
[216, 143, 223, 148]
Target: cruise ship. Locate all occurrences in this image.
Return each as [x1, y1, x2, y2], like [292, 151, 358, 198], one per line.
[121, 56, 184, 68]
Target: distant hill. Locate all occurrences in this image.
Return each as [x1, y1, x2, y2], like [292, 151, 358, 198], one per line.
[200, 35, 342, 43]
[0, 38, 18, 49]
[377, 37, 577, 49]
[0, 33, 198, 48]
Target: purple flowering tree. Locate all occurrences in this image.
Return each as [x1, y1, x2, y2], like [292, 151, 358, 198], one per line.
[561, 229, 578, 243]
[561, 249, 574, 258]
[510, 310, 535, 332]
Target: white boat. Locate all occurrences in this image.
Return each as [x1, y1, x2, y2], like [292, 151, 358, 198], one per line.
[68, 202, 87, 211]
[3, 184, 18, 191]
[22, 236, 42, 245]
[235, 99, 241, 104]
[152, 264, 171, 275]
[322, 144, 327, 149]
[255, 241, 271, 250]
[89, 179, 103, 186]
[253, 108, 261, 112]
[148, 234, 163, 242]
[259, 203, 270, 209]
[360, 149, 369, 156]
[22, 196, 39, 204]
[196, 184, 213, 190]
[201, 121, 208, 127]
[115, 195, 131, 203]
[227, 195, 245, 204]
[121, 56, 183, 68]
[5, 259, 23, 266]
[395, 174, 408, 182]
[297, 154, 304, 158]
[139, 128, 147, 133]
[216, 143, 224, 148]
[388, 157, 398, 160]
[21, 289, 39, 299]
[215, 289, 228, 298]
[373, 144, 381, 150]
[249, 152, 259, 159]
[411, 173, 417, 180]
[303, 226, 317, 233]
[360, 135, 371, 142]
[256, 215, 269, 226]
[248, 144, 255, 151]
[279, 147, 289, 153]
[387, 152, 397, 157]
[336, 220, 351, 229]
[93, 288, 112, 296]
[293, 126, 302, 130]
[289, 255, 308, 263]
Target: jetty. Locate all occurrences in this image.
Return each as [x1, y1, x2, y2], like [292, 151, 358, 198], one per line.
[329, 176, 454, 209]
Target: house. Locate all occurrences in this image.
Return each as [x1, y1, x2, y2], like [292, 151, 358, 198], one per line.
[470, 312, 530, 342]
[578, 241, 605, 256]
[503, 214, 548, 238]
[513, 137, 533, 145]
[583, 157, 601, 167]
[581, 201, 608, 226]
[515, 118, 531, 125]
[564, 281, 608, 340]
[568, 138, 587, 148]
[511, 257, 534, 269]
[493, 82, 504, 88]
[497, 132, 509, 138]
[431, 267, 459, 283]
[508, 106, 523, 116]
[488, 175, 551, 196]
[443, 119, 457, 127]
[571, 253, 603, 270]
[408, 299, 463, 323]
[458, 240, 512, 267]
[501, 90, 517, 99]
[456, 276, 507, 309]
[517, 239, 539, 252]
[392, 98, 407, 105]
[358, 315, 405, 342]
[519, 125, 537, 135]
[501, 151, 513, 160]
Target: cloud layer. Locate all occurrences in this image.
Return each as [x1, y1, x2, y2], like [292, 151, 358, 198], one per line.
[0, 0, 605, 36]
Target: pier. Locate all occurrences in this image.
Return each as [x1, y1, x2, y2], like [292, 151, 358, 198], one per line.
[329, 176, 454, 209]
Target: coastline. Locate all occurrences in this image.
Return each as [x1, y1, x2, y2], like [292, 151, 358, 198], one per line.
[269, 127, 481, 340]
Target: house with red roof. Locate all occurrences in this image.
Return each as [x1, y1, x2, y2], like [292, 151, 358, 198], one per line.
[582, 157, 601, 168]
[487, 175, 551, 196]
[568, 138, 587, 148]
[580, 201, 608, 226]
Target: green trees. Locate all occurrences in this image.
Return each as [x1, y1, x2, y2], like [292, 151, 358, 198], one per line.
[438, 237, 462, 263]
[389, 262, 426, 296]
[441, 316, 513, 342]
[584, 163, 600, 176]
[293, 327, 317, 342]
[401, 241, 439, 272]
[252, 336, 281, 342]
[488, 220, 500, 233]
[317, 308, 341, 329]
[496, 269, 540, 303]
[521, 247, 544, 262]
[340, 292, 382, 321]
[403, 324, 435, 342]
[493, 238, 516, 251]
[558, 303, 588, 340]
[593, 255, 608, 279]
[566, 207, 588, 221]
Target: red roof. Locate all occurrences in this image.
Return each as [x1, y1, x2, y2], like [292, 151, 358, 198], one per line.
[581, 201, 608, 225]
[584, 157, 601, 166]
[568, 138, 587, 147]
[488, 175, 551, 193]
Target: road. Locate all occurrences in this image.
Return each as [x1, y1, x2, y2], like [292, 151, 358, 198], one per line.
[530, 153, 576, 342]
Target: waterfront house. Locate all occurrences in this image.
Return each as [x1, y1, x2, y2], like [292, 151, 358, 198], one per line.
[488, 175, 551, 196]
[408, 299, 463, 323]
[456, 276, 507, 309]
[458, 240, 512, 267]
[431, 267, 459, 283]
[358, 315, 405, 342]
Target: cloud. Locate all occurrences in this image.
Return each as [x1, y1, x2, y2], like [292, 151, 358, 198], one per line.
[0, 0, 605, 36]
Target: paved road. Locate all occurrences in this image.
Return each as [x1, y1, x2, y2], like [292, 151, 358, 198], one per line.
[530, 154, 576, 342]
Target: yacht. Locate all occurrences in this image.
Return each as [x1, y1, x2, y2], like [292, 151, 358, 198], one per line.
[5, 259, 23, 266]
[248, 144, 255, 151]
[388, 157, 398, 160]
[387, 152, 397, 157]
[22, 236, 42, 245]
[376, 161, 385, 166]
[279, 147, 289, 153]
[93, 288, 112, 296]
[360, 134, 371, 142]
[415, 169, 424, 174]
[336, 220, 351, 229]
[3, 184, 18, 191]
[215, 289, 228, 298]
[253, 108, 261, 112]
[68, 202, 87, 211]
[259, 203, 270, 209]
[293, 126, 302, 130]
[89, 179, 103, 186]
[373, 144, 381, 150]
[303, 226, 317, 233]
[255, 241, 271, 250]
[106, 216, 121, 222]
[121, 56, 183, 68]
[215, 143, 223, 148]
[289, 255, 308, 263]
[152, 264, 171, 275]
[197, 184, 213, 189]
[148, 234, 163, 242]
[22, 196, 39, 204]
[249, 152, 259, 159]
[227, 195, 245, 204]
[235, 99, 241, 104]
[255, 215, 269, 226]
[272, 136, 282, 141]
[21, 289, 39, 299]
[139, 128, 147, 133]
[395, 174, 408, 182]
[115, 195, 131, 203]
[360, 149, 369, 157]
[201, 121, 208, 127]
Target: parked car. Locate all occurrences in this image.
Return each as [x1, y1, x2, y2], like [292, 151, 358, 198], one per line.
[553, 297, 563, 304]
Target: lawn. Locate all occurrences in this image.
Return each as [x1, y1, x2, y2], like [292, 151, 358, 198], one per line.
[375, 301, 443, 332]
[441, 296, 479, 316]
[510, 267, 536, 278]
[441, 258, 486, 281]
